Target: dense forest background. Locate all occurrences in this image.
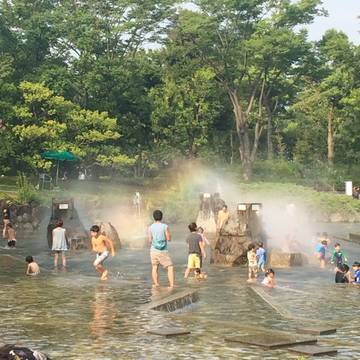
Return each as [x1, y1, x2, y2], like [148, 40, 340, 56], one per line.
[0, 0, 360, 186]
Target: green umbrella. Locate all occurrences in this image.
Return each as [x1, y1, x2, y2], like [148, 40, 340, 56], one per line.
[41, 150, 79, 185]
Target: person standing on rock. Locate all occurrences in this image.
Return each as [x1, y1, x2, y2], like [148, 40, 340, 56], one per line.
[217, 205, 229, 230]
[91, 225, 115, 281]
[52, 220, 69, 270]
[2, 208, 10, 239]
[148, 210, 174, 288]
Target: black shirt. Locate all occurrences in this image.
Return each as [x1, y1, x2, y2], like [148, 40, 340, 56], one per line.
[186, 232, 202, 255]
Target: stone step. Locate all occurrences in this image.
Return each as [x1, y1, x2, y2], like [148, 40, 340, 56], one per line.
[147, 327, 191, 337]
[144, 289, 199, 312]
[296, 326, 337, 336]
[288, 344, 338, 356]
[225, 334, 317, 349]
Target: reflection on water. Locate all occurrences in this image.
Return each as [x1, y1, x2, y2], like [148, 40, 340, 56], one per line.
[0, 224, 360, 359]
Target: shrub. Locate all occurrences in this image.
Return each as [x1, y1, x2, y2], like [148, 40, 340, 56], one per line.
[16, 173, 40, 204]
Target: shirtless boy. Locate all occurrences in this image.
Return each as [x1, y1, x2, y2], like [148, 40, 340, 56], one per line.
[25, 256, 40, 276]
[90, 225, 115, 281]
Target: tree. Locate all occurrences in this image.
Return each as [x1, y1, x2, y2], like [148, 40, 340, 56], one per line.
[171, 1, 323, 179]
[10, 81, 134, 173]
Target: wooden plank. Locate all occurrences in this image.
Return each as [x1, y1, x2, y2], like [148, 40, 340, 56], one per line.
[289, 345, 338, 356]
[147, 328, 190, 337]
[225, 334, 317, 349]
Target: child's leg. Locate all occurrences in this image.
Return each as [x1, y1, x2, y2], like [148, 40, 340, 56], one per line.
[62, 252, 67, 268]
[248, 266, 252, 279]
[54, 252, 59, 268]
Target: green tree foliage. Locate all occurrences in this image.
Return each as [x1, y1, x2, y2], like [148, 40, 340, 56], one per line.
[11, 81, 133, 173]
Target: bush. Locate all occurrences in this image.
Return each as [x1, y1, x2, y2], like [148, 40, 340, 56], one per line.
[16, 173, 40, 204]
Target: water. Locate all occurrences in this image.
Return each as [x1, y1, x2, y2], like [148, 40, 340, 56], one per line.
[1, 224, 360, 359]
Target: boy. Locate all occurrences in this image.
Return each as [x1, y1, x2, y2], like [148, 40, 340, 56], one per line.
[25, 256, 40, 276]
[335, 264, 351, 283]
[6, 223, 16, 248]
[194, 268, 207, 281]
[262, 269, 275, 288]
[247, 243, 258, 282]
[331, 243, 348, 270]
[148, 210, 174, 288]
[184, 222, 206, 279]
[352, 262, 360, 285]
[256, 242, 266, 272]
[90, 225, 115, 281]
[315, 240, 328, 268]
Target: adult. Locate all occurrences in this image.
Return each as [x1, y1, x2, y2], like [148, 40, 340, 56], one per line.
[52, 220, 68, 269]
[148, 210, 174, 288]
[217, 205, 229, 230]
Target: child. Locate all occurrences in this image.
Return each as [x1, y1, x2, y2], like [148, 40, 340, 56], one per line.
[247, 243, 258, 282]
[194, 268, 208, 281]
[262, 269, 275, 288]
[197, 227, 210, 246]
[91, 225, 115, 281]
[6, 223, 16, 248]
[52, 220, 68, 269]
[352, 262, 360, 285]
[331, 243, 348, 270]
[256, 242, 266, 272]
[315, 240, 328, 268]
[335, 264, 351, 283]
[184, 222, 206, 279]
[25, 256, 40, 276]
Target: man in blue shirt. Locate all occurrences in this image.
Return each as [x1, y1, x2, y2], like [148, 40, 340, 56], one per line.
[148, 210, 174, 288]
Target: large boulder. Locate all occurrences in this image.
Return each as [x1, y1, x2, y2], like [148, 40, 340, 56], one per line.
[267, 252, 308, 268]
[98, 222, 121, 249]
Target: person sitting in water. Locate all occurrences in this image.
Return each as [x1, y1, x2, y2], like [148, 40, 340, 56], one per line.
[352, 262, 360, 285]
[90, 225, 115, 281]
[262, 269, 275, 288]
[335, 264, 352, 283]
[6, 223, 16, 248]
[194, 268, 207, 281]
[0, 344, 51, 360]
[25, 256, 40, 276]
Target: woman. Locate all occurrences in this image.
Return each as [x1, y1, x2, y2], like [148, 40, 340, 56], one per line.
[52, 220, 68, 269]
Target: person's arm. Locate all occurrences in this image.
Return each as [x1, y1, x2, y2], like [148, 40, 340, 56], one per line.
[91, 238, 96, 252]
[203, 235, 210, 246]
[147, 228, 152, 247]
[26, 264, 30, 275]
[105, 237, 115, 257]
[165, 226, 171, 242]
[200, 240, 206, 259]
[330, 251, 335, 264]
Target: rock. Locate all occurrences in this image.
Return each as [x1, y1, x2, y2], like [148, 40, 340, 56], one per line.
[267, 252, 307, 268]
[32, 221, 40, 230]
[98, 222, 121, 249]
[212, 204, 265, 266]
[22, 213, 31, 222]
[22, 222, 34, 232]
[17, 215, 23, 223]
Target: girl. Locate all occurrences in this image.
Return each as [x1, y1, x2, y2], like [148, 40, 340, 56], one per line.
[52, 220, 68, 269]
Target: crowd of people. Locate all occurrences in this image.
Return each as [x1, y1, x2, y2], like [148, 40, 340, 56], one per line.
[314, 232, 360, 285]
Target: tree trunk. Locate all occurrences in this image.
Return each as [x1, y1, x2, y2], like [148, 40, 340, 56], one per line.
[227, 87, 252, 181]
[267, 111, 273, 160]
[327, 104, 335, 165]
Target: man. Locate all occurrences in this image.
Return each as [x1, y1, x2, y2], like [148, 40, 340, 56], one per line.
[148, 210, 174, 288]
[217, 205, 229, 230]
[184, 222, 206, 279]
[90, 225, 115, 281]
